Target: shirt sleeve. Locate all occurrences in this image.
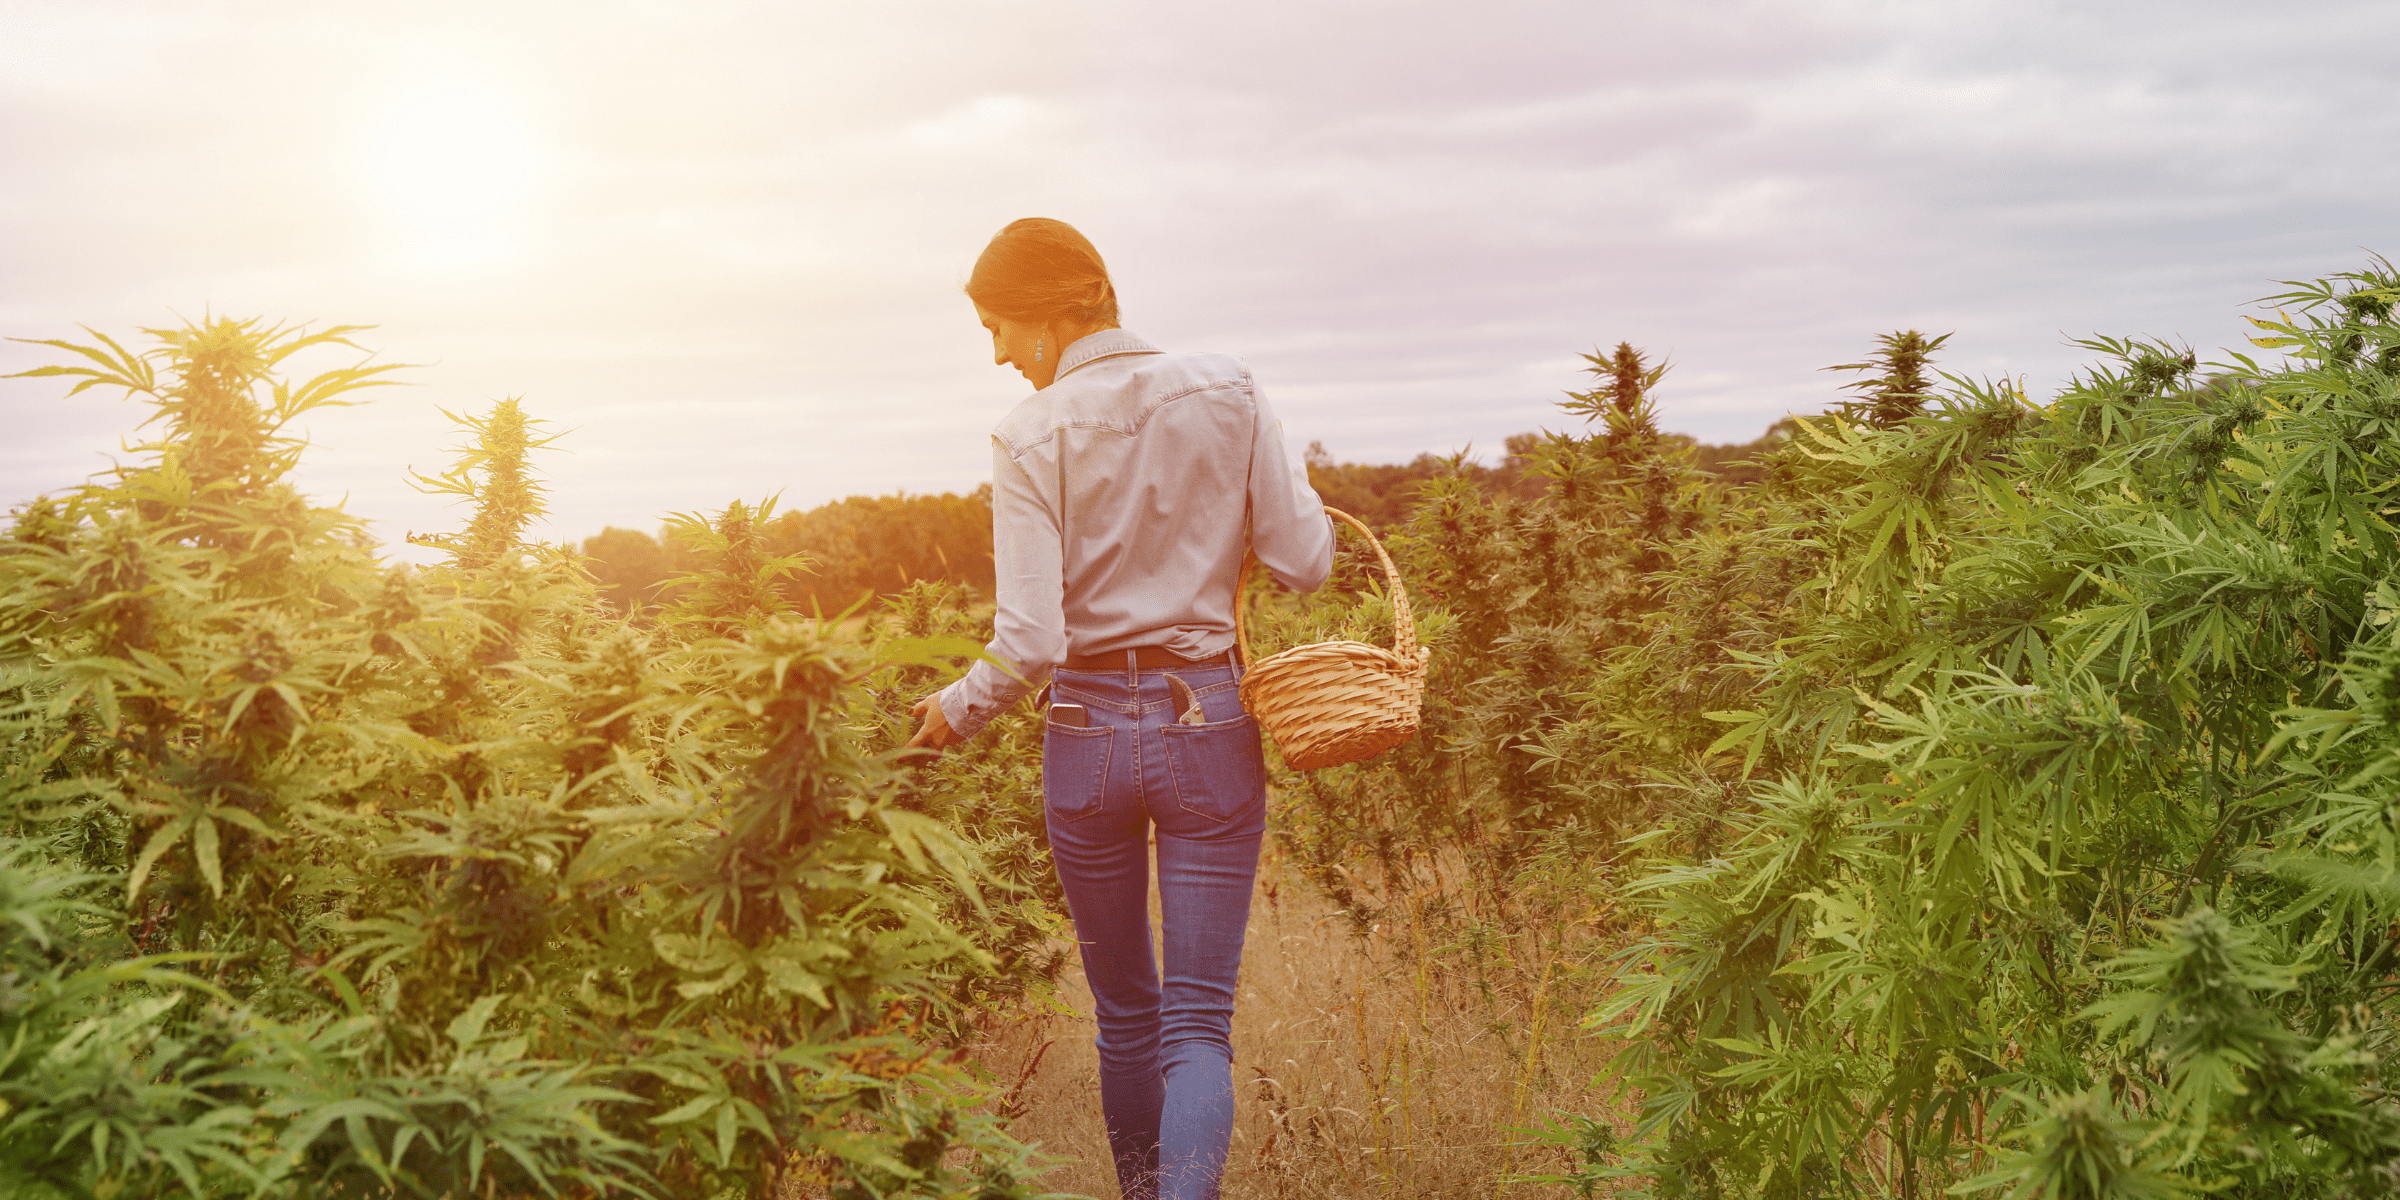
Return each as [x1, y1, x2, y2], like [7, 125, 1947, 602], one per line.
[1246, 373, 1336, 593]
[936, 436, 1064, 740]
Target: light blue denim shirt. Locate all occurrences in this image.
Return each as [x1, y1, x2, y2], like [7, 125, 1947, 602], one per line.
[936, 329, 1335, 740]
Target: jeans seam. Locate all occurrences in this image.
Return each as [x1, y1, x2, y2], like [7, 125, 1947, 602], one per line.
[1131, 702, 1148, 811]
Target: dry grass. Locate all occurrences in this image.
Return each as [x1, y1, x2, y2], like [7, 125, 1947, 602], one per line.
[966, 839, 1635, 1199]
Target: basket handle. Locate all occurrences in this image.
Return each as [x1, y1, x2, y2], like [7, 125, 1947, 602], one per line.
[1235, 506, 1418, 664]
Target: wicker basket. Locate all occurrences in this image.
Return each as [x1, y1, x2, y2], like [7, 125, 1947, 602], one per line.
[1236, 507, 1432, 771]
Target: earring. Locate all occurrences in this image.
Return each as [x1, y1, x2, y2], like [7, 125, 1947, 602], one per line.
[1035, 338, 1043, 364]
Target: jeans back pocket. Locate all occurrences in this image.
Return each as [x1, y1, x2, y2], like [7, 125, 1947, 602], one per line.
[1042, 722, 1114, 820]
[1162, 714, 1267, 823]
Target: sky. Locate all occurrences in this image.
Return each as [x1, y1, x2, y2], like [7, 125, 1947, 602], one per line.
[4, 0, 2396, 560]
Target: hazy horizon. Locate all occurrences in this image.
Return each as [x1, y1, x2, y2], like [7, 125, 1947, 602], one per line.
[6, 0, 2395, 560]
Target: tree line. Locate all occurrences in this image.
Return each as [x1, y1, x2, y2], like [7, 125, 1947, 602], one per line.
[576, 420, 1791, 618]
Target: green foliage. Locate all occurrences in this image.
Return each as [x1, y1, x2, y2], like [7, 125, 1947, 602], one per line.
[1253, 264, 2400, 1197]
[1250, 342, 1729, 920]
[0, 318, 1052, 1198]
[1569, 264, 2400, 1197]
[852, 581, 1070, 1017]
[658, 495, 811, 633]
[26, 258, 2400, 1199]
[1959, 1087, 2187, 1200]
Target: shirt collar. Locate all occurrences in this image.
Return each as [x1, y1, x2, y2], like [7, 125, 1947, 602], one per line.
[1055, 328, 1161, 380]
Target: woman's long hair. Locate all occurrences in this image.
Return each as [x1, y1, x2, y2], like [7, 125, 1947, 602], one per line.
[965, 218, 1120, 327]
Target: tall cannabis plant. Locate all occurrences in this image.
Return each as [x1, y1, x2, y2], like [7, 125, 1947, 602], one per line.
[1255, 341, 1716, 916]
[405, 395, 561, 571]
[1828, 330, 1952, 429]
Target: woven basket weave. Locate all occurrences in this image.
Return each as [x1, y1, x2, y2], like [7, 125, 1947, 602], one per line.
[1236, 507, 1431, 771]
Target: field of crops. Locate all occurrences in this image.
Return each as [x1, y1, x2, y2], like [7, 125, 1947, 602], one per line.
[6, 260, 2400, 1198]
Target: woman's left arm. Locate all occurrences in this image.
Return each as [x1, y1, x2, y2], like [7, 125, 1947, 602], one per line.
[1244, 378, 1336, 593]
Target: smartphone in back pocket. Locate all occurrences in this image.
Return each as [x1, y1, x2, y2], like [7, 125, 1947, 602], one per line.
[1047, 703, 1089, 727]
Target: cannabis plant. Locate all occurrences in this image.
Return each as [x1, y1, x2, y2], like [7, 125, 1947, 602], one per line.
[0, 317, 1050, 1198]
[1588, 263, 2400, 1198]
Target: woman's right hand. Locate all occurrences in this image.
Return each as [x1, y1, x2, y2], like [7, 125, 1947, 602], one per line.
[907, 694, 959, 752]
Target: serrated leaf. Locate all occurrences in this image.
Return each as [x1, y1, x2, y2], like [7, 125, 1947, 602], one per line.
[446, 995, 504, 1048]
[128, 814, 195, 903]
[650, 1094, 723, 1125]
[193, 814, 223, 898]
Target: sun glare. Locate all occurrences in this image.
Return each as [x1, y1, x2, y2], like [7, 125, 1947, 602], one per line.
[359, 77, 542, 265]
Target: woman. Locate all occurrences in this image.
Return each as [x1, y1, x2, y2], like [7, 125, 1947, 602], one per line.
[907, 217, 1334, 1200]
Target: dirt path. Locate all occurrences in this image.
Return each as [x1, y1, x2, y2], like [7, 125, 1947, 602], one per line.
[967, 847, 1629, 1198]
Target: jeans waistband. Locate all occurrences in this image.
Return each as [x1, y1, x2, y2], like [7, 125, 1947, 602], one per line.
[1058, 646, 1236, 672]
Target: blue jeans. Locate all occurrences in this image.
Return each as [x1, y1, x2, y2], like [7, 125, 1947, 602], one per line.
[1044, 659, 1267, 1200]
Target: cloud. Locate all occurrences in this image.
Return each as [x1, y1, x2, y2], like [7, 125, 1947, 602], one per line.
[3, 0, 2395, 558]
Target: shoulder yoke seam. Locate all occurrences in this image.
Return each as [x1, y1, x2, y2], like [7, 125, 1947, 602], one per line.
[1000, 377, 1251, 462]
